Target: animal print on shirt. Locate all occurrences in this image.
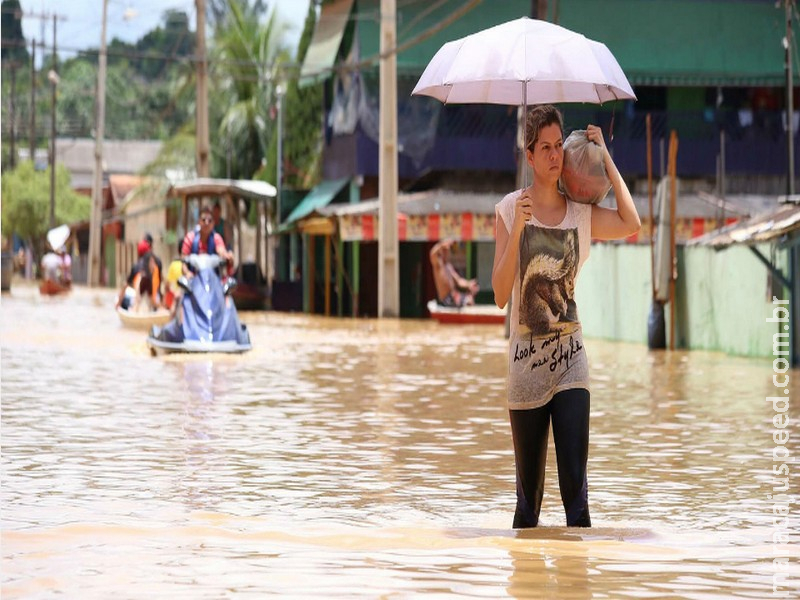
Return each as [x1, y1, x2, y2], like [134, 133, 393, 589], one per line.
[518, 225, 580, 337]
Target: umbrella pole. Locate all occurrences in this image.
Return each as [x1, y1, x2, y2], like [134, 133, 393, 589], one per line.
[523, 82, 528, 188]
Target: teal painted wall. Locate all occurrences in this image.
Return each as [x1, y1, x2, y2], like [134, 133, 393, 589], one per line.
[675, 243, 787, 358]
[576, 242, 788, 358]
[575, 243, 652, 344]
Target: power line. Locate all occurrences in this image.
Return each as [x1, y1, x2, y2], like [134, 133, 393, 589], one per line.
[4, 0, 474, 78]
[0, 38, 302, 74]
[0, 7, 67, 20]
[3, 1, 476, 108]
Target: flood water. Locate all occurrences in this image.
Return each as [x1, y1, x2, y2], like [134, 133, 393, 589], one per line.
[2, 281, 799, 599]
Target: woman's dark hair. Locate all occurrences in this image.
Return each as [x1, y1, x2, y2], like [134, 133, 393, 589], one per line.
[525, 104, 564, 152]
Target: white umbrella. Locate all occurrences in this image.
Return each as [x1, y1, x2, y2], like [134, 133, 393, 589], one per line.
[412, 17, 635, 187]
[46, 224, 70, 251]
[411, 17, 636, 106]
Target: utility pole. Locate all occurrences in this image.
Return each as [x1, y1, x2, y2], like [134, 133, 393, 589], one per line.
[29, 39, 35, 162]
[9, 62, 17, 169]
[49, 15, 57, 228]
[277, 84, 284, 224]
[276, 83, 284, 279]
[195, 0, 210, 177]
[786, 0, 795, 195]
[378, 0, 399, 317]
[20, 11, 66, 164]
[88, 0, 108, 286]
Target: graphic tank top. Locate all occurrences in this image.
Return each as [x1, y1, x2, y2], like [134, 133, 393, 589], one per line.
[495, 190, 593, 410]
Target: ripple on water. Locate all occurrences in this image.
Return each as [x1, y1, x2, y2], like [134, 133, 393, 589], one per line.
[2, 285, 799, 598]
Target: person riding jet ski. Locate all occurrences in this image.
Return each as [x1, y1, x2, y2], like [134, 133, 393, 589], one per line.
[181, 206, 234, 274]
[146, 253, 251, 354]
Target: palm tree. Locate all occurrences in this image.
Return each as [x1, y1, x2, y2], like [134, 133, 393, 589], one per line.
[210, 0, 290, 181]
[262, 0, 323, 191]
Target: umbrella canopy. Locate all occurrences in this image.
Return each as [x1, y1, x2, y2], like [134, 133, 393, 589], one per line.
[411, 17, 635, 106]
[46, 224, 70, 252]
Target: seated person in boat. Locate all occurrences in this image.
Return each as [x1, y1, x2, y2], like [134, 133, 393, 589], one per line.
[430, 238, 479, 307]
[163, 259, 184, 312]
[142, 232, 163, 287]
[58, 247, 72, 285]
[116, 240, 162, 311]
[40, 247, 70, 286]
[181, 206, 234, 274]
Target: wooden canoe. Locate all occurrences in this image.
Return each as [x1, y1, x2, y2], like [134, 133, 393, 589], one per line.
[39, 279, 71, 295]
[426, 299, 506, 325]
[117, 307, 173, 330]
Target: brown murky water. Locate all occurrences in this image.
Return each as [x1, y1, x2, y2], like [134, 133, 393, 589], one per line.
[2, 281, 799, 598]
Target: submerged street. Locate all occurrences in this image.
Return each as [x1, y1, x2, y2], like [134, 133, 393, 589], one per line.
[2, 282, 798, 598]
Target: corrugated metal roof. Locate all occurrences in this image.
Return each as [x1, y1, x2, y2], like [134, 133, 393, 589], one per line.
[168, 178, 277, 202]
[56, 138, 163, 174]
[612, 192, 775, 220]
[109, 175, 144, 205]
[56, 138, 163, 192]
[282, 178, 351, 228]
[319, 190, 500, 218]
[316, 189, 775, 220]
[688, 204, 800, 247]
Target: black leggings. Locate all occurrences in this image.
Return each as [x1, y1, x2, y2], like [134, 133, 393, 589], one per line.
[509, 388, 591, 528]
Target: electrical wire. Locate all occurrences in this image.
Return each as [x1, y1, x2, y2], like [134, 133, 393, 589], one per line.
[6, 0, 472, 77]
[0, 38, 301, 73]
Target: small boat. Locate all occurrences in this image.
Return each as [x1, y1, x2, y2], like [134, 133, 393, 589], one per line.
[117, 306, 172, 330]
[426, 299, 506, 325]
[39, 279, 71, 296]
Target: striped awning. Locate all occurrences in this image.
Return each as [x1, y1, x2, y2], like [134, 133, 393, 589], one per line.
[318, 190, 499, 242]
[335, 211, 496, 242]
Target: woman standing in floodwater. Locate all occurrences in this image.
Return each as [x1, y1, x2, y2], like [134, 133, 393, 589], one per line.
[492, 105, 641, 527]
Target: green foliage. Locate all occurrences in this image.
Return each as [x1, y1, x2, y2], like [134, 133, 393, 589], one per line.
[131, 10, 195, 80]
[55, 60, 97, 137]
[1, 0, 29, 64]
[209, 0, 290, 180]
[1, 0, 325, 195]
[141, 128, 196, 180]
[1, 161, 90, 243]
[261, 1, 323, 190]
[207, 0, 267, 27]
[283, 3, 323, 189]
[0, 9, 198, 142]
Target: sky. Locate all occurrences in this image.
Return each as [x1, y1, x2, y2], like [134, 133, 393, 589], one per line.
[18, 0, 312, 64]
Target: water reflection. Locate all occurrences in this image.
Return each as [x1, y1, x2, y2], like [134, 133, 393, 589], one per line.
[506, 536, 591, 600]
[1, 283, 799, 598]
[172, 360, 227, 511]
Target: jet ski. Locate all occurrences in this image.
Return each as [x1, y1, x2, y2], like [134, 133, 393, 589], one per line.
[147, 254, 252, 355]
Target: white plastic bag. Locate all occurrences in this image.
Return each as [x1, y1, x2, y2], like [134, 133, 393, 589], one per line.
[561, 130, 611, 205]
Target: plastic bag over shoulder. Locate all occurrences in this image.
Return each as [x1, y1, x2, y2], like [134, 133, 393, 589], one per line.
[560, 130, 611, 205]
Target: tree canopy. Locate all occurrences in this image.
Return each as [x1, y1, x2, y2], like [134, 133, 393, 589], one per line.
[208, 0, 267, 27]
[1, 161, 90, 245]
[268, 1, 323, 190]
[210, 0, 289, 181]
[1, 1, 321, 192]
[1, 0, 29, 64]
